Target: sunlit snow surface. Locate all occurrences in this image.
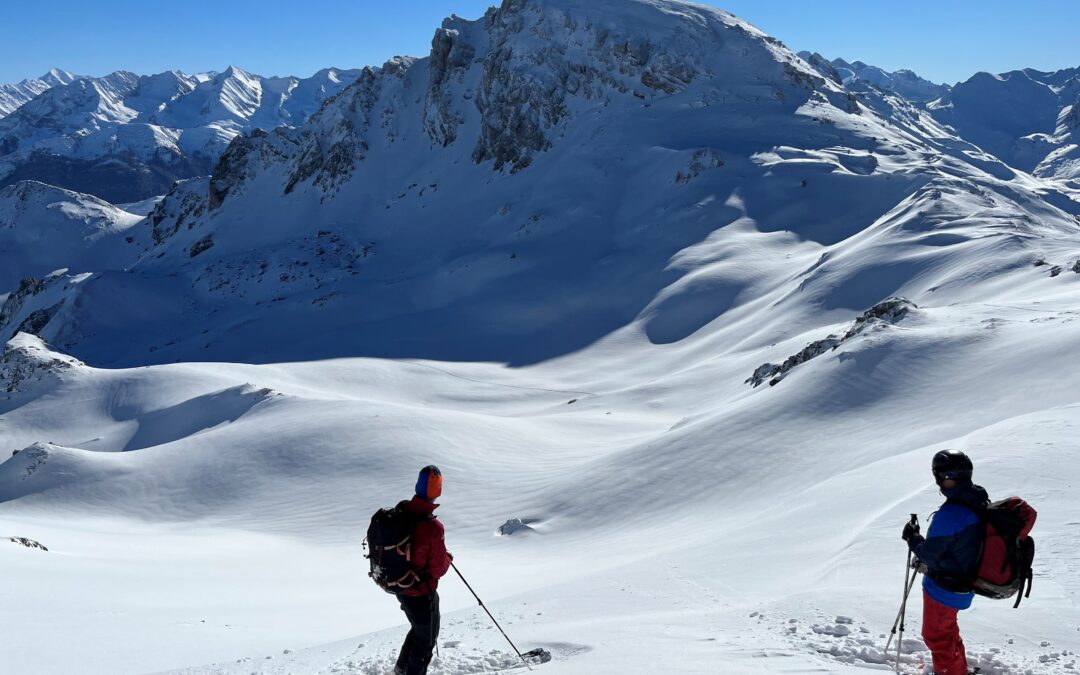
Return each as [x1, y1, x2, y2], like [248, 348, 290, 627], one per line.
[1, 0, 1079, 673]
[2, 297, 1078, 674]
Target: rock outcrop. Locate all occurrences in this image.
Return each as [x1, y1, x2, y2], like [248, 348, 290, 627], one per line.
[747, 298, 918, 387]
[1, 333, 84, 395]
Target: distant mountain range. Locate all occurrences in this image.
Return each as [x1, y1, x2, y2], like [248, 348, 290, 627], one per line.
[798, 53, 1080, 183]
[0, 66, 361, 202]
[0, 68, 80, 117]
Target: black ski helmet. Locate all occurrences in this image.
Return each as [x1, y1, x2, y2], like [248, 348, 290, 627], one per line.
[932, 449, 973, 485]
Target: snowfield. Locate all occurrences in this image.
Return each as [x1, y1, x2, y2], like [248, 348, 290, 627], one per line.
[1, 0, 1079, 673]
[3, 295, 1078, 674]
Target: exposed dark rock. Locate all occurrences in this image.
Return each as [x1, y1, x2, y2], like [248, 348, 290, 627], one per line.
[7, 537, 48, 551]
[190, 235, 214, 258]
[0, 277, 47, 334]
[209, 135, 259, 210]
[150, 179, 207, 244]
[746, 297, 918, 387]
[14, 302, 63, 337]
[1, 333, 84, 394]
[497, 517, 539, 536]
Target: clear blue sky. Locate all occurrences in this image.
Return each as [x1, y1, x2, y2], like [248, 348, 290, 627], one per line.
[3, 1, 1078, 85]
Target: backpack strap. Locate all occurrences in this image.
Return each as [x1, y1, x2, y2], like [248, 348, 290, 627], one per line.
[389, 501, 437, 594]
[943, 497, 988, 516]
[371, 534, 414, 561]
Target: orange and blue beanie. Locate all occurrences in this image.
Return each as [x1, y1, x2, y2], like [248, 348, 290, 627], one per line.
[416, 465, 443, 501]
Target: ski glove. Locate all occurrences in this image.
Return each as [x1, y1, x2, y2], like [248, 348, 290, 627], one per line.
[901, 521, 920, 542]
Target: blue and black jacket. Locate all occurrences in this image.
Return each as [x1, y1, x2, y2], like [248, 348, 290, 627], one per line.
[908, 481, 989, 610]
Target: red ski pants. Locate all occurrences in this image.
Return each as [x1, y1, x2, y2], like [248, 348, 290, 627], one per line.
[922, 591, 968, 675]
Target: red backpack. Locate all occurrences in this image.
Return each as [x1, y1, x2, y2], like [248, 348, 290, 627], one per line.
[952, 496, 1037, 608]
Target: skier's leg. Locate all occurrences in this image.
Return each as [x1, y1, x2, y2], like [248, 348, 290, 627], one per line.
[402, 592, 438, 675]
[921, 591, 967, 674]
[396, 595, 418, 674]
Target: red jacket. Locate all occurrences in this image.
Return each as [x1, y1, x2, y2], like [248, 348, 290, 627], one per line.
[402, 495, 451, 596]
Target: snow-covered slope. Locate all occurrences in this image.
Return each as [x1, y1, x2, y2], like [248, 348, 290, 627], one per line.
[0, 66, 362, 202]
[0, 180, 147, 293]
[929, 67, 1080, 182]
[6, 0, 1077, 370]
[1, 1, 1079, 673]
[0, 68, 79, 118]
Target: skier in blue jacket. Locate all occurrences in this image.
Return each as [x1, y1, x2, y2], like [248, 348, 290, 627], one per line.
[902, 449, 988, 675]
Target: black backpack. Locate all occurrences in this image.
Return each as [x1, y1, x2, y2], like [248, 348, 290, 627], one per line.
[949, 496, 1037, 608]
[364, 502, 424, 594]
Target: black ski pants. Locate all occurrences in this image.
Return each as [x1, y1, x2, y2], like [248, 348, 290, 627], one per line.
[396, 591, 440, 675]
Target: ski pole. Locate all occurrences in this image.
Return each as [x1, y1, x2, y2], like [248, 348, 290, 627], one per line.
[452, 561, 533, 671]
[895, 514, 919, 673]
[884, 564, 919, 655]
[885, 515, 919, 654]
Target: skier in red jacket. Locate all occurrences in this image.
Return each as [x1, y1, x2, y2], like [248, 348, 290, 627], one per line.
[395, 465, 451, 675]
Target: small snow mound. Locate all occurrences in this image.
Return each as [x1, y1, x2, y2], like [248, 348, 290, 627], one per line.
[496, 518, 539, 536]
[1, 332, 85, 395]
[7, 536, 48, 551]
[811, 622, 851, 637]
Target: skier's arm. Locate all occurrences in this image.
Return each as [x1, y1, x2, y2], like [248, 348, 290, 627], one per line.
[912, 505, 979, 571]
[412, 520, 450, 581]
[425, 527, 451, 580]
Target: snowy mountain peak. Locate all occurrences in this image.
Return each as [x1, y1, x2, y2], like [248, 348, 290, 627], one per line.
[811, 54, 948, 103]
[200, 0, 841, 209]
[0, 69, 82, 118]
[40, 68, 78, 87]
